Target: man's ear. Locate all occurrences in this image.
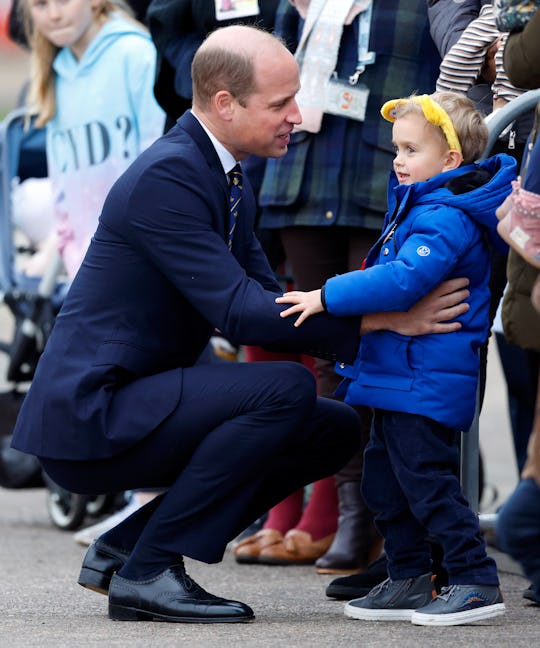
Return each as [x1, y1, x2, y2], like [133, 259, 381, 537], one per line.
[443, 149, 463, 171]
[214, 90, 235, 120]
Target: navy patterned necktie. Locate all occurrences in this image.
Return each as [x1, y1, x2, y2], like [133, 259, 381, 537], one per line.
[227, 163, 243, 250]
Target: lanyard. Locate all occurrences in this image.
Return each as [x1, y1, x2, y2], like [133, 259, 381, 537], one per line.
[349, 2, 376, 84]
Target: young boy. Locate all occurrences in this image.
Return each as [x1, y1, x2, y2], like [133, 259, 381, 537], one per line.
[277, 91, 516, 626]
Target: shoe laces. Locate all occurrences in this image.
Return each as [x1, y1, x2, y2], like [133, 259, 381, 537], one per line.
[369, 578, 391, 597]
[172, 560, 210, 596]
[436, 585, 457, 601]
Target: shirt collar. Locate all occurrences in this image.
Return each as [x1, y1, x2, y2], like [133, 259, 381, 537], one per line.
[190, 109, 238, 175]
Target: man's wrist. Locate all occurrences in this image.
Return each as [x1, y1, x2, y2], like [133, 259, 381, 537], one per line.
[360, 312, 390, 334]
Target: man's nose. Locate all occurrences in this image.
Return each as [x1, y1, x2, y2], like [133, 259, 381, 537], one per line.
[288, 99, 302, 125]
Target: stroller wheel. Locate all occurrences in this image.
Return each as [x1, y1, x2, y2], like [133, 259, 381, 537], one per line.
[45, 486, 89, 530]
[85, 493, 114, 518]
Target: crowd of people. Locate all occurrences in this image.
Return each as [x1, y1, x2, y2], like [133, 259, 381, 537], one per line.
[2, 0, 540, 628]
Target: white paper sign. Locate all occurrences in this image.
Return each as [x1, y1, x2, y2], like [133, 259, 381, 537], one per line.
[215, 0, 260, 21]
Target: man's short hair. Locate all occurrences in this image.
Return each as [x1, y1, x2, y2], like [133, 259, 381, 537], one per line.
[192, 39, 257, 108]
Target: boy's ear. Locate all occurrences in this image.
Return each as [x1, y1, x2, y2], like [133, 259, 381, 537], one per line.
[443, 149, 463, 171]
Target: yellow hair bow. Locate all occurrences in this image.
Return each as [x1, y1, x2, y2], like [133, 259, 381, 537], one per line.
[381, 94, 462, 154]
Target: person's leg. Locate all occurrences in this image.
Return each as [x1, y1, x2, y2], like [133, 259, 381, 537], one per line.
[280, 226, 358, 398]
[361, 411, 432, 581]
[317, 403, 382, 574]
[277, 226, 378, 567]
[496, 477, 540, 602]
[343, 411, 435, 621]
[380, 411, 498, 586]
[232, 489, 304, 561]
[232, 348, 316, 560]
[495, 333, 539, 472]
[42, 361, 361, 578]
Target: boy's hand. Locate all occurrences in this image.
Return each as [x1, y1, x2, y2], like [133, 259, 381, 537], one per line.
[276, 289, 324, 327]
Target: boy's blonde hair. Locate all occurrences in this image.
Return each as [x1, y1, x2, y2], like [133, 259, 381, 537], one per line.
[390, 91, 488, 164]
[20, 0, 134, 127]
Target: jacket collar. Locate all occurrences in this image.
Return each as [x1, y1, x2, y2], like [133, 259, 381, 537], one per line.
[176, 111, 229, 190]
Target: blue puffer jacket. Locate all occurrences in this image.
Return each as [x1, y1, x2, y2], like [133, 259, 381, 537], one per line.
[326, 153, 517, 431]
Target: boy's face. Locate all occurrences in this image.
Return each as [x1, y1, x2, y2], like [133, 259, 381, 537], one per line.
[391, 112, 453, 184]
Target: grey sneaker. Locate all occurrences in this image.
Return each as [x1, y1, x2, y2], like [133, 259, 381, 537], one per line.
[344, 572, 436, 621]
[411, 584, 505, 626]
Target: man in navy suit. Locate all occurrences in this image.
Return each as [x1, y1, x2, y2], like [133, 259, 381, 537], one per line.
[11, 25, 471, 623]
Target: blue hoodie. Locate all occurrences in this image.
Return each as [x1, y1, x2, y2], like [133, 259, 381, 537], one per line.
[325, 153, 517, 431]
[46, 14, 165, 278]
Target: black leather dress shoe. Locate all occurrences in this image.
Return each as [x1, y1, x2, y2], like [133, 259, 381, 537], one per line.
[108, 562, 254, 623]
[78, 539, 130, 595]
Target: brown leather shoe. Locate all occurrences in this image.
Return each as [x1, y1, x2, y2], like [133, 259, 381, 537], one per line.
[257, 529, 335, 565]
[232, 529, 283, 564]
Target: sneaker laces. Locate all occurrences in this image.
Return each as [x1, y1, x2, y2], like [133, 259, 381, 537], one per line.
[435, 585, 457, 601]
[368, 578, 391, 597]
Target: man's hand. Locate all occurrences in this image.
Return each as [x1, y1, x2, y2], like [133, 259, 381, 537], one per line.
[276, 289, 324, 327]
[361, 277, 470, 336]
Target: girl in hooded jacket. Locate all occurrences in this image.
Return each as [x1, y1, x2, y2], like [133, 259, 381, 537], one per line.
[20, 0, 165, 279]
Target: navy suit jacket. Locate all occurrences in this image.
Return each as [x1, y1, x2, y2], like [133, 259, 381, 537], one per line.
[12, 112, 361, 460]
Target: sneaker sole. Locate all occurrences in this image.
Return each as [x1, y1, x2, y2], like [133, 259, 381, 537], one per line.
[411, 602, 505, 626]
[344, 602, 414, 621]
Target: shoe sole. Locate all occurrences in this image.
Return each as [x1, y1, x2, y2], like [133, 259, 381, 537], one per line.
[78, 567, 111, 596]
[234, 554, 262, 564]
[344, 602, 414, 621]
[108, 603, 254, 623]
[411, 602, 506, 626]
[316, 566, 364, 575]
[326, 587, 372, 600]
[256, 556, 316, 566]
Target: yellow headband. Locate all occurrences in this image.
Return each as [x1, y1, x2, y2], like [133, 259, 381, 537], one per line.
[381, 94, 462, 154]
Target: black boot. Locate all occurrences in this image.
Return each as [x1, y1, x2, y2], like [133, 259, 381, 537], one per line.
[325, 537, 448, 600]
[325, 554, 389, 599]
[315, 481, 383, 575]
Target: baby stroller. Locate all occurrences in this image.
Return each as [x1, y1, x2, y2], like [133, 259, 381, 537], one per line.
[0, 107, 120, 530]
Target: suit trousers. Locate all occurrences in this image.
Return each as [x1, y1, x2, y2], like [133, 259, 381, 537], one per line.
[40, 360, 361, 578]
[362, 409, 499, 585]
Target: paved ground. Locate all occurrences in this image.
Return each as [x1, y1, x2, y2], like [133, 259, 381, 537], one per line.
[1, 486, 538, 648]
